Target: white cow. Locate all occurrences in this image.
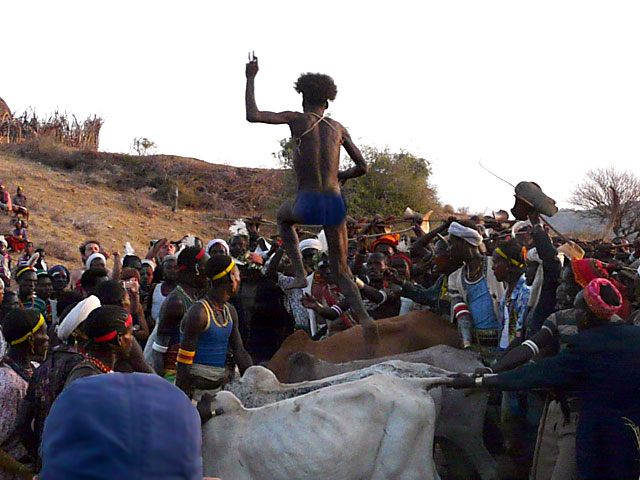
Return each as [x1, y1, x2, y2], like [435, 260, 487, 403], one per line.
[283, 345, 498, 480]
[225, 360, 453, 408]
[202, 374, 447, 480]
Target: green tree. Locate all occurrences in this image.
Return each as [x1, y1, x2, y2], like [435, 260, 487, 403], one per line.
[272, 138, 440, 218]
[132, 137, 157, 156]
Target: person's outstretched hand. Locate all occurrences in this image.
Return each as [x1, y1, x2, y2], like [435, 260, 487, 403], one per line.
[197, 393, 215, 424]
[146, 238, 168, 260]
[246, 54, 259, 78]
[474, 366, 493, 377]
[448, 373, 476, 389]
[301, 293, 322, 311]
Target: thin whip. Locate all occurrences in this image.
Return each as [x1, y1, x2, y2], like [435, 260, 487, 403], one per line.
[478, 160, 516, 188]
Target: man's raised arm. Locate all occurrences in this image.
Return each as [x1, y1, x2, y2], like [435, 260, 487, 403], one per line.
[245, 56, 298, 125]
[338, 130, 368, 183]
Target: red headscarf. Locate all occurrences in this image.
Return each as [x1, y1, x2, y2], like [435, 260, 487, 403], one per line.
[370, 234, 400, 253]
[583, 278, 623, 319]
[390, 253, 412, 266]
[571, 258, 609, 288]
[571, 258, 630, 319]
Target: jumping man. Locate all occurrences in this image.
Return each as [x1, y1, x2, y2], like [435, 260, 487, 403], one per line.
[245, 54, 380, 354]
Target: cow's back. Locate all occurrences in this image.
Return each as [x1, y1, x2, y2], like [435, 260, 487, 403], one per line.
[267, 310, 460, 382]
[203, 374, 439, 480]
[282, 346, 498, 480]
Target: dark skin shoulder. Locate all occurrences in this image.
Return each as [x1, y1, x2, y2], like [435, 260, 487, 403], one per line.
[176, 302, 207, 394]
[157, 291, 187, 332]
[150, 290, 188, 374]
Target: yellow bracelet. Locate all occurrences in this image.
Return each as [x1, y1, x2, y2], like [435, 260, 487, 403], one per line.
[176, 349, 196, 365]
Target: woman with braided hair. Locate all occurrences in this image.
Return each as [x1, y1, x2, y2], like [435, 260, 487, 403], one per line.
[64, 305, 134, 388]
[0, 309, 48, 479]
[176, 255, 252, 398]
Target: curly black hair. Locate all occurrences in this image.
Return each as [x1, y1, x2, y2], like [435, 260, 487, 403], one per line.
[294, 73, 337, 106]
[95, 281, 127, 307]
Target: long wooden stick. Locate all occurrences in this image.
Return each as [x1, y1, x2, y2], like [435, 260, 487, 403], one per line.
[205, 215, 440, 230]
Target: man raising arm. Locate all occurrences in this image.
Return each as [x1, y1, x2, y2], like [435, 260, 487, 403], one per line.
[245, 55, 379, 356]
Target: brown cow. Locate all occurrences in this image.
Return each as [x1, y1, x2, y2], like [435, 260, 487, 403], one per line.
[267, 310, 461, 382]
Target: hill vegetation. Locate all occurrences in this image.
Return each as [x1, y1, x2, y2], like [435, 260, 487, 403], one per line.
[0, 141, 286, 269]
[1, 138, 285, 214]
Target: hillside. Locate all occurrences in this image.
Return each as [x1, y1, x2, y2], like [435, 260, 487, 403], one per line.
[0, 147, 284, 270]
[545, 209, 607, 238]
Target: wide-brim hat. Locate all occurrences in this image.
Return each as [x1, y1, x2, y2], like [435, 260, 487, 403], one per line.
[511, 181, 558, 221]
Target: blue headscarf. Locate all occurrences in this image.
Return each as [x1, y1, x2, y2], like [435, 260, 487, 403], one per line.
[40, 373, 203, 480]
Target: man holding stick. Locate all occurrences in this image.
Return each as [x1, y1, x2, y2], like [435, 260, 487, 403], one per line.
[245, 54, 379, 354]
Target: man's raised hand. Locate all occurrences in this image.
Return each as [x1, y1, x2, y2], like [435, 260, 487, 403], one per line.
[246, 52, 259, 78]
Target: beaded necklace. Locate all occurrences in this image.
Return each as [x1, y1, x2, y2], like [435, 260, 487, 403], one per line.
[202, 297, 231, 328]
[175, 285, 196, 305]
[463, 257, 486, 285]
[84, 355, 113, 374]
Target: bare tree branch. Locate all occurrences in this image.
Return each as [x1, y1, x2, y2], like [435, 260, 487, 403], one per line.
[570, 166, 640, 237]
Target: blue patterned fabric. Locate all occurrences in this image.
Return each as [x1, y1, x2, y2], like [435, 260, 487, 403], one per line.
[464, 277, 500, 330]
[498, 276, 531, 349]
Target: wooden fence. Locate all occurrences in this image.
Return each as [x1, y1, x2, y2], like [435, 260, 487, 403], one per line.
[0, 110, 103, 150]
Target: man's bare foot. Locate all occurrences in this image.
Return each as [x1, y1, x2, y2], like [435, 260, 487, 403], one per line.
[284, 276, 308, 290]
[361, 321, 380, 359]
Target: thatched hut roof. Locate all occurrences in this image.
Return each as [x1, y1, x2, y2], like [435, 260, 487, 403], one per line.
[0, 97, 11, 118]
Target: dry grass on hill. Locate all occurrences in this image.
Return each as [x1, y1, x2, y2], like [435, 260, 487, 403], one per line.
[1, 139, 285, 213]
[0, 149, 283, 270]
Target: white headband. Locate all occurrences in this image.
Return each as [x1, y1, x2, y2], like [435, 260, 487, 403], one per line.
[56, 295, 101, 341]
[448, 222, 483, 247]
[85, 252, 106, 270]
[206, 239, 229, 256]
[300, 238, 323, 252]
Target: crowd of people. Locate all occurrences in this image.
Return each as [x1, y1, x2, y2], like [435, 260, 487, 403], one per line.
[0, 194, 639, 478]
[1, 59, 640, 479]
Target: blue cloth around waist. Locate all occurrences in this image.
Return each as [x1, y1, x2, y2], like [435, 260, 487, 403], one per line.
[293, 191, 346, 226]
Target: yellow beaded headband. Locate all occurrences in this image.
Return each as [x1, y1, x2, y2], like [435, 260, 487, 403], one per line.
[211, 259, 236, 281]
[10, 314, 45, 345]
[495, 247, 526, 269]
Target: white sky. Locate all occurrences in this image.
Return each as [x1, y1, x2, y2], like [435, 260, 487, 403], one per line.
[4, 1, 640, 213]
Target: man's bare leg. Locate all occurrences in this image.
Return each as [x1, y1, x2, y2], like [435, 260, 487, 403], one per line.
[324, 224, 380, 358]
[277, 200, 308, 289]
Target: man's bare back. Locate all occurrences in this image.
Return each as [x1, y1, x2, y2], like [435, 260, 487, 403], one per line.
[245, 55, 380, 356]
[288, 114, 343, 194]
